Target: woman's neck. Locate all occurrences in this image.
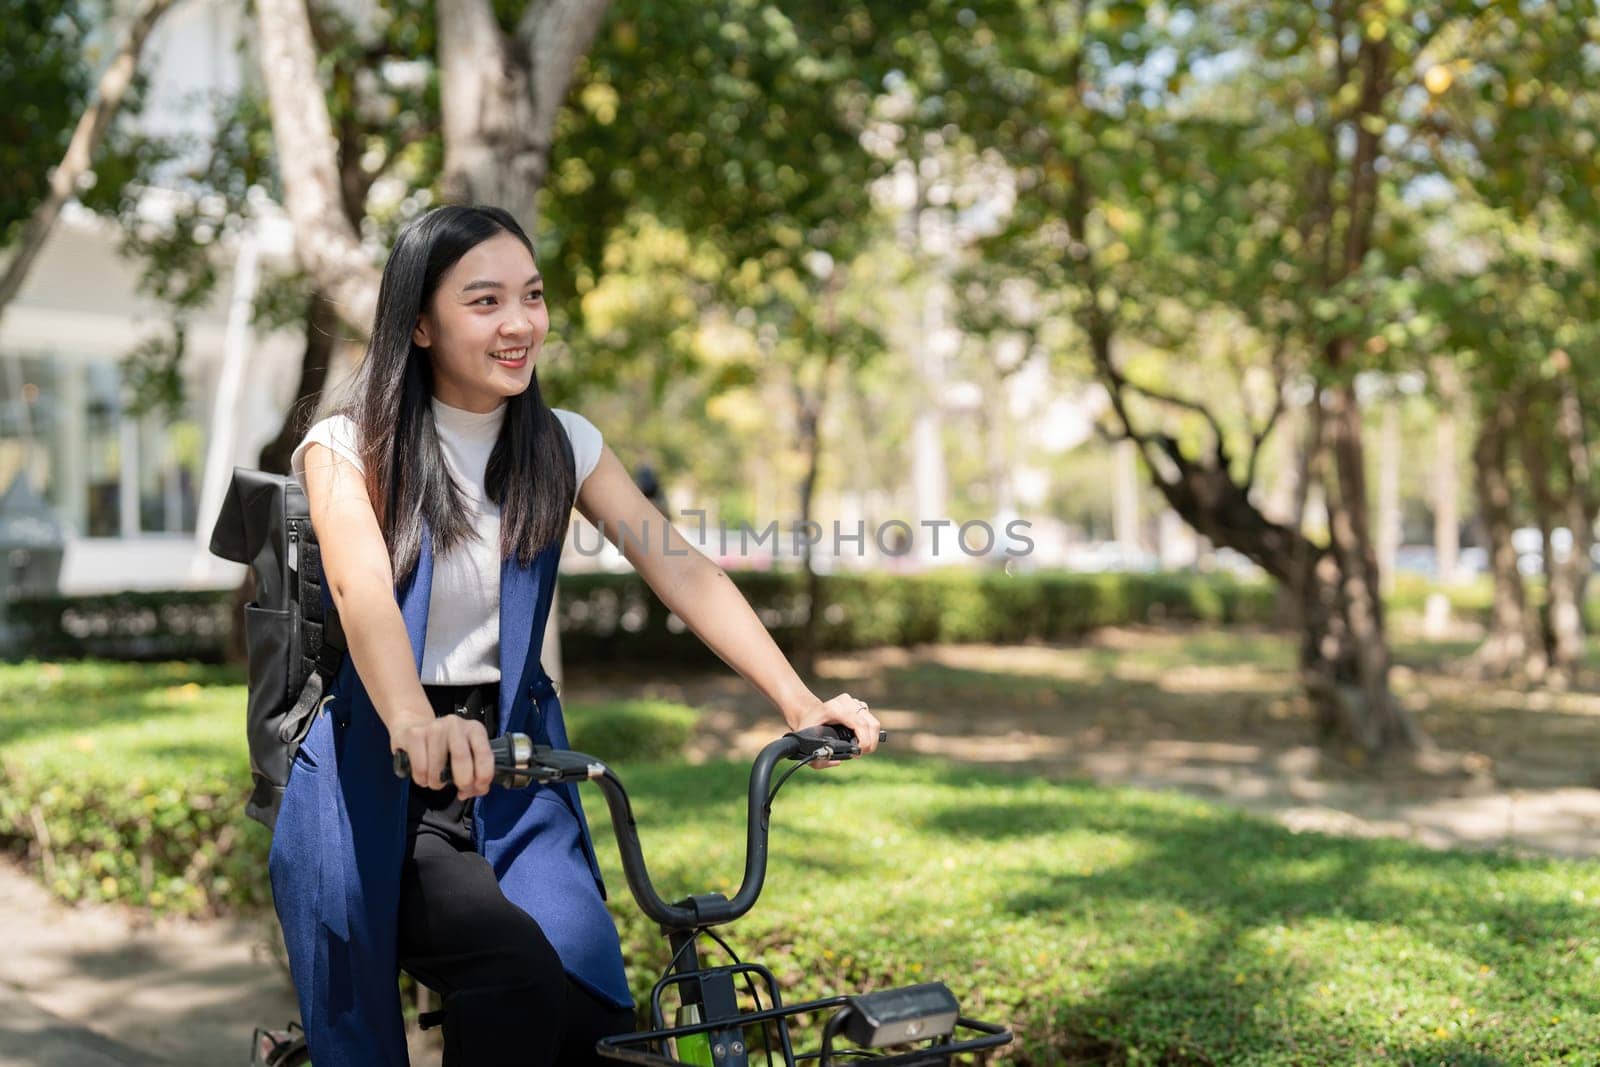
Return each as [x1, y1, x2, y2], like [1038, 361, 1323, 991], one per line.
[432, 393, 508, 416]
[431, 395, 508, 439]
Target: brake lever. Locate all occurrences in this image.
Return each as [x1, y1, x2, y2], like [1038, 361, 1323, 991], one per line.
[785, 725, 889, 762]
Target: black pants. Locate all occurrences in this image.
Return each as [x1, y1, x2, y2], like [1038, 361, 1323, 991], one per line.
[399, 682, 635, 1066]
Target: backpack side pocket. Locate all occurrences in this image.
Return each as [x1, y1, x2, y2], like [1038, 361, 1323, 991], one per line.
[243, 603, 297, 827]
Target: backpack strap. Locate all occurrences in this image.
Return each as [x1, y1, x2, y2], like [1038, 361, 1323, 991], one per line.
[279, 522, 348, 745]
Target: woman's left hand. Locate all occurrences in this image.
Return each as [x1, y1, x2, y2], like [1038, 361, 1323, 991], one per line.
[785, 692, 883, 769]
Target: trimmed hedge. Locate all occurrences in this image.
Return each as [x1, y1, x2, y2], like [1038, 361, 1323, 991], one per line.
[5, 590, 234, 661]
[6, 570, 1283, 665]
[556, 569, 1283, 664]
[567, 699, 701, 763]
[1388, 575, 1600, 634]
[36, 570, 1600, 670]
[0, 662, 699, 916]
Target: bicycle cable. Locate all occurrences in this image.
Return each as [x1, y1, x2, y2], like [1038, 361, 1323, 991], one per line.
[658, 931, 701, 996]
[766, 751, 822, 813]
[702, 925, 774, 1067]
[793, 1050, 878, 1062]
[655, 924, 774, 1066]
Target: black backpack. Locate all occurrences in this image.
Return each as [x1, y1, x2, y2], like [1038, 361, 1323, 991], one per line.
[208, 467, 346, 830]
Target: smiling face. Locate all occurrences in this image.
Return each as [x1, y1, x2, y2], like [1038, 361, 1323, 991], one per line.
[412, 230, 548, 412]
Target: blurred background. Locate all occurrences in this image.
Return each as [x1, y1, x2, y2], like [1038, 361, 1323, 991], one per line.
[3, 1, 1600, 1064]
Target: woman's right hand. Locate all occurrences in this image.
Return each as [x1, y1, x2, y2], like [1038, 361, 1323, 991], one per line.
[389, 712, 496, 799]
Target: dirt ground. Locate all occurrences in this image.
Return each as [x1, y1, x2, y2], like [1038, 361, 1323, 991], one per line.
[567, 626, 1600, 859]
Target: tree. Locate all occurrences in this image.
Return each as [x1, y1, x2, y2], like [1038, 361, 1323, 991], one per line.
[1410, 6, 1600, 682]
[916, 2, 1488, 756]
[254, 0, 614, 338]
[0, 0, 175, 324]
[545, 0, 911, 672]
[252, 0, 383, 335]
[92, 1, 441, 468]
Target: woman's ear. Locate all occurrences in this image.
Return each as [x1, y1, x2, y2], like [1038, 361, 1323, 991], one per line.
[412, 315, 431, 348]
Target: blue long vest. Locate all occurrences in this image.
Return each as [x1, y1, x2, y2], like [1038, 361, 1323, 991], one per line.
[268, 526, 632, 1066]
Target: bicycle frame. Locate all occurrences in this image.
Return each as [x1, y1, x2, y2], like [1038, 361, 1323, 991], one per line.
[505, 726, 1017, 1067]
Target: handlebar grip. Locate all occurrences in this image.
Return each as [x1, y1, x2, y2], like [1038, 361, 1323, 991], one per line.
[795, 724, 888, 743]
[393, 748, 449, 784]
[393, 734, 523, 785]
[787, 724, 889, 760]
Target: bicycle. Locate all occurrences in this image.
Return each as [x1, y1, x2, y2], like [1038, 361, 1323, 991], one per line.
[254, 724, 1013, 1065]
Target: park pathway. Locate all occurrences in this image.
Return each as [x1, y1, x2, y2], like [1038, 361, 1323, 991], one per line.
[573, 632, 1600, 861]
[0, 856, 297, 1066]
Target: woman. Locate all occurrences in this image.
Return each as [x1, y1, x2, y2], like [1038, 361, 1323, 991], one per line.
[273, 204, 882, 1067]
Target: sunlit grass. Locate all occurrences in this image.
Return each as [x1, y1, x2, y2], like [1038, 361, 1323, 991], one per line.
[5, 656, 1600, 1062]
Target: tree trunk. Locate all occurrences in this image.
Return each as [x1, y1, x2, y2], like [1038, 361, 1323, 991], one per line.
[256, 288, 341, 474]
[1432, 361, 1461, 584]
[1291, 28, 1419, 756]
[438, 0, 542, 229]
[792, 377, 828, 680]
[1088, 332, 1429, 757]
[438, 0, 612, 232]
[1472, 398, 1543, 678]
[0, 0, 175, 325]
[1062, 21, 1423, 759]
[1321, 381, 1423, 751]
[1520, 417, 1561, 665]
[1376, 399, 1401, 594]
[1113, 438, 1141, 557]
[254, 0, 381, 336]
[1549, 372, 1593, 677]
[1296, 548, 1368, 746]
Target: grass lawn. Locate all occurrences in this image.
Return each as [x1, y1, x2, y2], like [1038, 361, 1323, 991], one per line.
[4, 658, 1600, 1063]
[603, 757, 1600, 1065]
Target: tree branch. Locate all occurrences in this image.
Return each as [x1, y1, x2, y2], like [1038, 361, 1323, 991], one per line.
[517, 0, 614, 148]
[1244, 340, 1291, 489]
[1118, 376, 1231, 461]
[256, 0, 380, 335]
[0, 0, 176, 324]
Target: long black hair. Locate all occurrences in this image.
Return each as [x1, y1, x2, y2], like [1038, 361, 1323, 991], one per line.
[335, 204, 575, 580]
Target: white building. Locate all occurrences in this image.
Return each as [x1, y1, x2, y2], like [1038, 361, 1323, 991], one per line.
[0, 0, 300, 595]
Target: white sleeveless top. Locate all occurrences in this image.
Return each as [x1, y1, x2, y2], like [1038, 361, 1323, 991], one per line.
[290, 399, 604, 684]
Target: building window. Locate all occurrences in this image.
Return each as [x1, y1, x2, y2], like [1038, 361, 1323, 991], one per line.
[0, 354, 59, 514]
[137, 411, 201, 533]
[85, 360, 123, 536]
[2, 352, 201, 538]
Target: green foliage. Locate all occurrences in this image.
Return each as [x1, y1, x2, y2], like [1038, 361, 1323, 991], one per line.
[121, 323, 189, 420]
[0, 0, 92, 244]
[0, 661, 270, 912]
[85, 0, 442, 416]
[932, 0, 1600, 530]
[548, 0, 891, 293]
[541, 0, 912, 505]
[0, 660, 697, 914]
[565, 699, 701, 765]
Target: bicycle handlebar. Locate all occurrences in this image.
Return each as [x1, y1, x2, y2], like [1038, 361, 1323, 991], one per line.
[393, 724, 886, 931]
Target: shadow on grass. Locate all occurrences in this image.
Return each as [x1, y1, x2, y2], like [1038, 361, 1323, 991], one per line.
[919, 778, 1600, 1061]
[0, 661, 243, 750]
